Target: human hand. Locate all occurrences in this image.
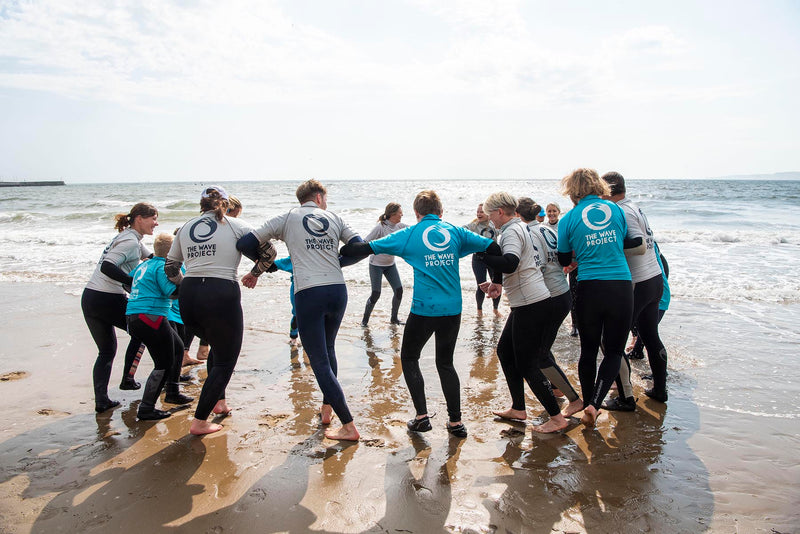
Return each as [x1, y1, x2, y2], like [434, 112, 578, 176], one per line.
[563, 261, 578, 274]
[241, 272, 259, 289]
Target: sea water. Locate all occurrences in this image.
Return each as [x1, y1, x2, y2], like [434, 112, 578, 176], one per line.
[1, 178, 799, 420]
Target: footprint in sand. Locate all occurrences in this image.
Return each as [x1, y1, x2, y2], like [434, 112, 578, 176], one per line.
[0, 371, 28, 382]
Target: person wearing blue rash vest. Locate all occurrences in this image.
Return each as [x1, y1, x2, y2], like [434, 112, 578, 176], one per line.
[126, 233, 194, 420]
[601, 172, 669, 406]
[340, 190, 502, 438]
[166, 186, 276, 436]
[556, 168, 639, 427]
[240, 179, 363, 442]
[82, 202, 157, 413]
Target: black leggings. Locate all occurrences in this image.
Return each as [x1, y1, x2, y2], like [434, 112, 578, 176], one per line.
[127, 315, 183, 398]
[179, 277, 243, 420]
[472, 256, 500, 310]
[81, 288, 144, 403]
[496, 299, 561, 416]
[633, 274, 667, 390]
[400, 313, 462, 422]
[575, 279, 633, 409]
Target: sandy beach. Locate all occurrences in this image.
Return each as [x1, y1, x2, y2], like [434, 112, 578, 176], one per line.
[0, 280, 797, 533]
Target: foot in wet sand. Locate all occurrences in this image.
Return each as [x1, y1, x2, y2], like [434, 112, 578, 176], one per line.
[581, 405, 600, 427]
[493, 308, 502, 317]
[493, 407, 527, 421]
[324, 422, 359, 441]
[552, 388, 566, 398]
[182, 349, 201, 366]
[476, 309, 483, 317]
[532, 415, 569, 434]
[95, 399, 120, 413]
[196, 345, 209, 361]
[190, 418, 223, 435]
[320, 404, 333, 425]
[562, 399, 584, 417]
[212, 400, 231, 415]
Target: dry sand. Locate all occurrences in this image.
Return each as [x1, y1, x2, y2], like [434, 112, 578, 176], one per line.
[0, 281, 796, 533]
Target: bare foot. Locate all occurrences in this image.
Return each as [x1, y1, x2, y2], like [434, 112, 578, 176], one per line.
[552, 388, 566, 398]
[493, 407, 527, 421]
[324, 422, 359, 441]
[190, 418, 223, 435]
[320, 404, 333, 425]
[562, 399, 584, 417]
[532, 415, 569, 434]
[182, 350, 202, 366]
[476, 309, 483, 317]
[212, 400, 231, 415]
[493, 308, 502, 317]
[196, 345, 209, 360]
[581, 405, 600, 427]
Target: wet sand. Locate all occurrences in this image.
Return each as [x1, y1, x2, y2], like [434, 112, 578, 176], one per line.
[0, 281, 796, 533]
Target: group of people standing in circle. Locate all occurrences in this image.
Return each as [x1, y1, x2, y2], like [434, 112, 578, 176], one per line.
[82, 170, 668, 440]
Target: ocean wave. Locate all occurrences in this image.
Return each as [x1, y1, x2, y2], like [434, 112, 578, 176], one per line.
[694, 402, 799, 419]
[0, 212, 44, 223]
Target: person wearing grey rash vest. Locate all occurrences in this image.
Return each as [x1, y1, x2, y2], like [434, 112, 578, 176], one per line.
[479, 192, 572, 434]
[82, 202, 157, 413]
[239, 179, 363, 442]
[516, 198, 582, 416]
[601, 172, 669, 407]
[361, 202, 407, 326]
[464, 204, 502, 316]
[165, 185, 276, 436]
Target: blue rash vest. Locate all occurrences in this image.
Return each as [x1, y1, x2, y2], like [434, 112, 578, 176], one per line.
[126, 256, 176, 317]
[368, 214, 492, 317]
[557, 195, 631, 282]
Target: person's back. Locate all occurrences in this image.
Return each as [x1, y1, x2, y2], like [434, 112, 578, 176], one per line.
[370, 213, 491, 316]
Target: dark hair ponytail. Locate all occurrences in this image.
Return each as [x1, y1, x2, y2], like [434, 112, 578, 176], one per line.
[200, 189, 229, 221]
[114, 202, 158, 232]
[378, 202, 401, 223]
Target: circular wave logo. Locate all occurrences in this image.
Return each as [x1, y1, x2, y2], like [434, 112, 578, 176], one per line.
[480, 227, 495, 239]
[539, 226, 558, 249]
[422, 226, 451, 252]
[581, 203, 612, 231]
[189, 219, 217, 243]
[302, 214, 330, 237]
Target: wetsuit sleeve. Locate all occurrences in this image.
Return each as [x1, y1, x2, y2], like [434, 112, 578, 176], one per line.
[557, 252, 573, 267]
[339, 239, 374, 259]
[623, 236, 646, 256]
[480, 253, 520, 274]
[164, 258, 184, 284]
[100, 261, 133, 286]
[339, 236, 368, 267]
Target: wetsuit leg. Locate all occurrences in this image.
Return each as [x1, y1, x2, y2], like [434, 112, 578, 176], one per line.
[295, 284, 353, 425]
[180, 278, 243, 421]
[540, 291, 579, 401]
[126, 315, 176, 409]
[472, 256, 487, 310]
[633, 274, 667, 392]
[569, 268, 579, 329]
[496, 311, 527, 411]
[431, 314, 462, 423]
[82, 288, 128, 404]
[383, 264, 404, 322]
[400, 313, 437, 416]
[512, 301, 561, 416]
[362, 263, 383, 325]
[592, 280, 634, 408]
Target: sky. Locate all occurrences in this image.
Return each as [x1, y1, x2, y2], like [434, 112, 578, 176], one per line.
[0, 0, 798, 183]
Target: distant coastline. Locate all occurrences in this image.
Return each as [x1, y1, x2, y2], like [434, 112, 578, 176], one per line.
[0, 180, 65, 187]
